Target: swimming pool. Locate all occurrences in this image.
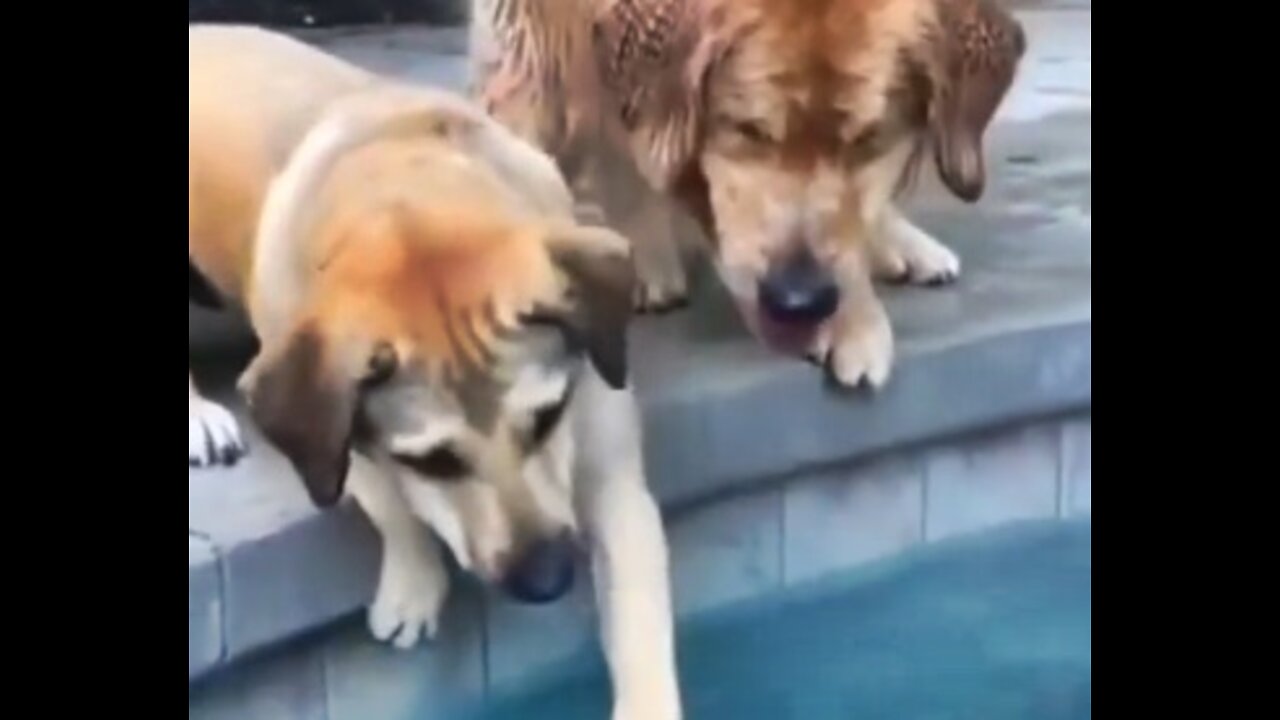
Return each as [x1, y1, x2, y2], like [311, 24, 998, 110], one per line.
[464, 518, 1091, 720]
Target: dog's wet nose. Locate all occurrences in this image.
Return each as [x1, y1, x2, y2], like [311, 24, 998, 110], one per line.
[502, 534, 577, 604]
[758, 248, 840, 325]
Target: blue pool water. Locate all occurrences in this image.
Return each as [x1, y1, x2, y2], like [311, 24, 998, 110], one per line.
[465, 518, 1091, 720]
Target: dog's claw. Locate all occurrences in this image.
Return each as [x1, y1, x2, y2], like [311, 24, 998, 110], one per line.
[808, 305, 894, 392]
[219, 444, 245, 466]
[871, 214, 962, 288]
[368, 550, 449, 651]
[925, 271, 956, 287]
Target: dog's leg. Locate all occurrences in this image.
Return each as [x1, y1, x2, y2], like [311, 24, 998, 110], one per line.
[868, 205, 961, 286]
[573, 371, 681, 720]
[625, 191, 689, 313]
[591, 150, 688, 313]
[346, 453, 451, 650]
[810, 252, 895, 390]
[189, 372, 247, 467]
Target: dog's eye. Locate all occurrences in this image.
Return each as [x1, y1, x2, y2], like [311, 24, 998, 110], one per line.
[395, 446, 470, 481]
[733, 121, 771, 144]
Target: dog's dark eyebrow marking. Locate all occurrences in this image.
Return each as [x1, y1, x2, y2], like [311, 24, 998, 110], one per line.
[524, 377, 578, 452]
[392, 445, 471, 481]
[529, 396, 570, 448]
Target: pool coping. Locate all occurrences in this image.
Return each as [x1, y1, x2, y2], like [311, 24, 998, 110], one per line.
[189, 215, 1091, 680]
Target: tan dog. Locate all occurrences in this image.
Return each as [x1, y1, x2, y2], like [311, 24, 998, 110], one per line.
[189, 26, 681, 719]
[471, 0, 1025, 388]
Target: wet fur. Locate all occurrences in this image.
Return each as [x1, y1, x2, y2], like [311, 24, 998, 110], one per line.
[471, 0, 1025, 387]
[189, 25, 680, 719]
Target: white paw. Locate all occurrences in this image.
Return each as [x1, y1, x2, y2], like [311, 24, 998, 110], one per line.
[611, 658, 683, 720]
[368, 550, 450, 650]
[872, 217, 961, 286]
[189, 396, 247, 467]
[613, 697, 682, 720]
[810, 307, 894, 390]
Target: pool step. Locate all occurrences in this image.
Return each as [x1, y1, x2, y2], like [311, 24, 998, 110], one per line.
[190, 412, 1090, 720]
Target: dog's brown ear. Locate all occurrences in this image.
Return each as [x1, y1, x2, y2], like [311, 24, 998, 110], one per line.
[533, 226, 636, 389]
[592, 0, 724, 190]
[243, 325, 397, 507]
[925, 0, 1026, 202]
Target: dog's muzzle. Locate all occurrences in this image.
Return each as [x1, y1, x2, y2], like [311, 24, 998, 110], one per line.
[502, 533, 577, 604]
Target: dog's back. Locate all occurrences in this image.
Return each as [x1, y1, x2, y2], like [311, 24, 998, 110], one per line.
[188, 25, 372, 304]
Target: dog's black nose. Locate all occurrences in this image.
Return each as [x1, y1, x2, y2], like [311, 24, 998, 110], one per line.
[758, 248, 840, 325]
[502, 535, 577, 604]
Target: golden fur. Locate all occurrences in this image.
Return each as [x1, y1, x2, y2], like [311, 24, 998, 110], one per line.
[472, 0, 1025, 387]
[190, 30, 568, 378]
[188, 26, 680, 718]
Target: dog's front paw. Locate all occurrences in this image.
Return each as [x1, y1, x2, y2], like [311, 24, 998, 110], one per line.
[871, 215, 961, 286]
[612, 696, 682, 720]
[368, 549, 450, 650]
[624, 206, 690, 313]
[189, 396, 247, 467]
[633, 251, 689, 313]
[612, 664, 682, 720]
[810, 305, 894, 390]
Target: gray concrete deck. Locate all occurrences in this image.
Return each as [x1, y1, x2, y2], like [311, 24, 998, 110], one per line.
[189, 5, 1091, 690]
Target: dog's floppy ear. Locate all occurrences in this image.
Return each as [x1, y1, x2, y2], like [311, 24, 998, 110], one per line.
[592, 0, 725, 190]
[189, 257, 224, 309]
[924, 0, 1025, 202]
[531, 225, 636, 389]
[242, 324, 397, 507]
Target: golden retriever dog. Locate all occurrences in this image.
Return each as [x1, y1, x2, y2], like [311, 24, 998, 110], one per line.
[189, 26, 681, 719]
[471, 0, 1025, 388]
